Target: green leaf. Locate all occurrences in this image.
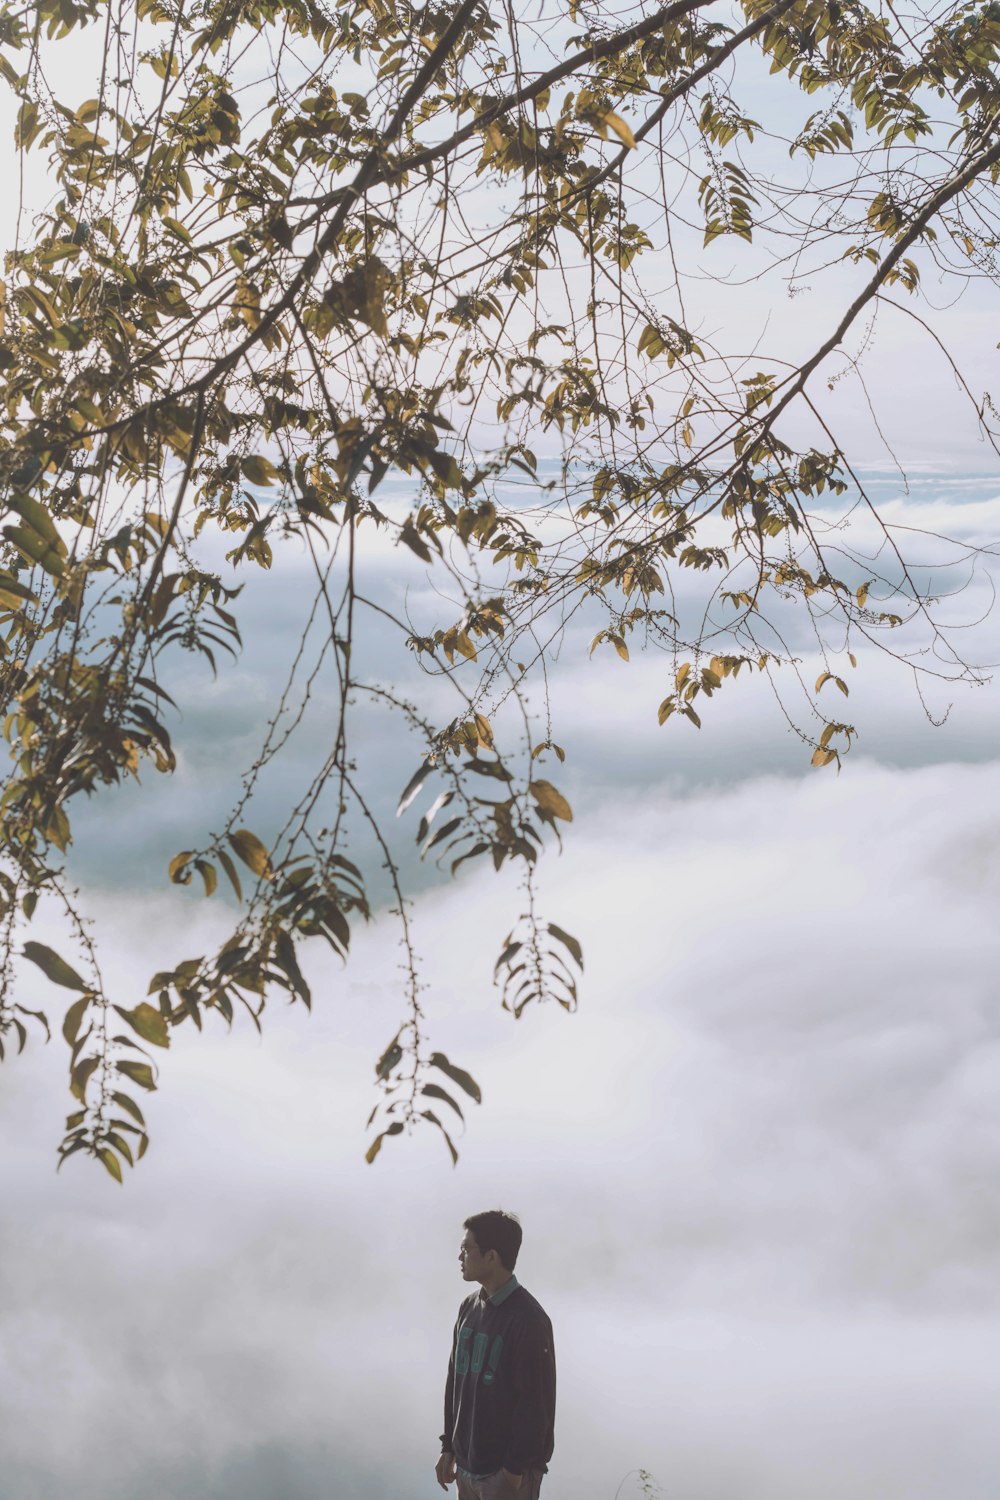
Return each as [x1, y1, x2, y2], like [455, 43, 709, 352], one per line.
[0, 573, 37, 610]
[97, 1147, 123, 1183]
[637, 323, 664, 358]
[376, 1035, 403, 1079]
[274, 928, 311, 1006]
[112, 1091, 146, 1126]
[421, 817, 462, 856]
[365, 1120, 404, 1163]
[57, 1139, 89, 1170]
[162, 215, 192, 245]
[429, 1051, 482, 1105]
[320, 901, 351, 953]
[227, 828, 273, 879]
[105, 1130, 134, 1167]
[397, 761, 433, 815]
[70, 1054, 100, 1101]
[242, 454, 280, 487]
[24, 941, 88, 991]
[217, 847, 243, 901]
[114, 1002, 169, 1048]
[117, 1058, 157, 1091]
[422, 1109, 459, 1165]
[62, 995, 90, 1044]
[547, 922, 584, 970]
[421, 1081, 465, 1122]
[8, 492, 63, 546]
[494, 939, 523, 974]
[15, 98, 40, 149]
[15, 1002, 49, 1039]
[465, 758, 513, 781]
[438, 1120, 458, 1167]
[3, 525, 65, 576]
[399, 519, 433, 562]
[417, 789, 455, 843]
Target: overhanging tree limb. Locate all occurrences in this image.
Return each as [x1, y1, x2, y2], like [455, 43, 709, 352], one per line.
[1, 0, 997, 1177]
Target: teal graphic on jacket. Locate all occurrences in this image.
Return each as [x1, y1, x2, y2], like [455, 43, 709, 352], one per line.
[455, 1325, 504, 1384]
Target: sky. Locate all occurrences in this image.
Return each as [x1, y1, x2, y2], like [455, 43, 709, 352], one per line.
[3, 7, 1000, 1499]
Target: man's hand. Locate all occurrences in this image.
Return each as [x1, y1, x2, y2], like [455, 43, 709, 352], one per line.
[501, 1470, 523, 1490]
[435, 1452, 457, 1490]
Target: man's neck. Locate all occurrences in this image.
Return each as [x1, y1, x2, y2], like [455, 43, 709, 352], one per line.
[480, 1269, 514, 1299]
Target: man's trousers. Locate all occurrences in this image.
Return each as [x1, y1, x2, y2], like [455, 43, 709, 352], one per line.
[455, 1467, 544, 1500]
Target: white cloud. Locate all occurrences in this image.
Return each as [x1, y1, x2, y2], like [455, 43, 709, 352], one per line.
[4, 758, 1000, 1498]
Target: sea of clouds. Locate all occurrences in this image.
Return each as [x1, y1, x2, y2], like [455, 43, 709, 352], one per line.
[4, 475, 1000, 1500]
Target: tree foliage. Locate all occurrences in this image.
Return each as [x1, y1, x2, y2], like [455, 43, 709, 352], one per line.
[0, 0, 998, 1176]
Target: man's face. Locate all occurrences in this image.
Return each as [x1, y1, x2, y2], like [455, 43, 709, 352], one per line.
[459, 1227, 489, 1284]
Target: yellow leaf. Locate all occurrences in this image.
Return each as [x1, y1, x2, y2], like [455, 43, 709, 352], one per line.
[115, 1002, 169, 1049]
[602, 111, 636, 149]
[227, 828, 273, 879]
[233, 277, 261, 330]
[242, 454, 279, 487]
[168, 850, 194, 883]
[529, 780, 573, 822]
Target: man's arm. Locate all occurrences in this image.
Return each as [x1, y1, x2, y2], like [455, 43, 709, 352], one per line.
[436, 1315, 459, 1489]
[440, 1315, 458, 1455]
[501, 1315, 556, 1477]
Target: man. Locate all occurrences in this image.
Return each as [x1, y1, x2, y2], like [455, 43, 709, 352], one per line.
[436, 1210, 556, 1500]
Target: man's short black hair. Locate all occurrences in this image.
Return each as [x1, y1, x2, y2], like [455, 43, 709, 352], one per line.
[464, 1209, 522, 1271]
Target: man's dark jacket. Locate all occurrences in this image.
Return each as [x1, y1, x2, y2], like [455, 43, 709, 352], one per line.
[440, 1276, 556, 1477]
